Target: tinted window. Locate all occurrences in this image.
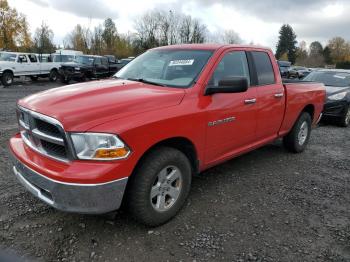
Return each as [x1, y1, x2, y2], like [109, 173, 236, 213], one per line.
[28, 54, 37, 63]
[18, 55, 28, 63]
[251, 51, 275, 85]
[209, 51, 250, 86]
[101, 57, 108, 66]
[94, 58, 101, 65]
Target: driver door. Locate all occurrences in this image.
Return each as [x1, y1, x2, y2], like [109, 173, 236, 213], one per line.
[16, 54, 30, 75]
[203, 50, 258, 165]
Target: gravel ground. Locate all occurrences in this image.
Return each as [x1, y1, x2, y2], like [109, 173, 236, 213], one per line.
[0, 79, 349, 262]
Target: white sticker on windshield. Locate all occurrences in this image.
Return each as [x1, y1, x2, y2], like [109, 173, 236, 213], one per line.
[334, 75, 346, 79]
[169, 59, 194, 66]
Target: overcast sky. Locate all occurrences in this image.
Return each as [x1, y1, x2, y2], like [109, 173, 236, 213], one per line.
[8, 0, 350, 50]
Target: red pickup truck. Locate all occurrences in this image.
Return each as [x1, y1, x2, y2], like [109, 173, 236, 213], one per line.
[9, 44, 325, 226]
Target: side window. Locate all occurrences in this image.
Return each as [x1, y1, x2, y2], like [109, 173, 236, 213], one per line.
[28, 54, 38, 63]
[17, 55, 28, 63]
[101, 57, 108, 66]
[209, 51, 250, 87]
[94, 58, 101, 65]
[251, 51, 275, 85]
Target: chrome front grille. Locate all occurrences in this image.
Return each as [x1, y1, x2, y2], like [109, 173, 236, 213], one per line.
[17, 106, 70, 162]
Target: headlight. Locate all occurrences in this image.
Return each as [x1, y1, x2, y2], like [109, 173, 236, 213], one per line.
[328, 92, 347, 101]
[70, 133, 130, 160]
[74, 67, 80, 71]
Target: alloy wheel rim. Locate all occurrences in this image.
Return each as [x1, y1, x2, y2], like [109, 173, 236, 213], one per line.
[150, 165, 182, 212]
[298, 121, 308, 145]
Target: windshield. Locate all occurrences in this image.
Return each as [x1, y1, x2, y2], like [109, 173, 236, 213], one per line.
[74, 56, 95, 65]
[53, 54, 74, 63]
[304, 71, 350, 87]
[115, 49, 213, 88]
[0, 53, 17, 62]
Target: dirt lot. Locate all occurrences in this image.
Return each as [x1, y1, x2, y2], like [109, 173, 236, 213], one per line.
[0, 79, 349, 262]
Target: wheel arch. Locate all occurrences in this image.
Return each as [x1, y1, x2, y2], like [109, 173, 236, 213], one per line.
[301, 104, 315, 121]
[2, 69, 14, 76]
[138, 137, 199, 176]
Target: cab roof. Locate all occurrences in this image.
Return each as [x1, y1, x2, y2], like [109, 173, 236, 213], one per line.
[153, 43, 271, 51]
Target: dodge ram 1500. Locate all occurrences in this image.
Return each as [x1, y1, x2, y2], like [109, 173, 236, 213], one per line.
[9, 44, 325, 226]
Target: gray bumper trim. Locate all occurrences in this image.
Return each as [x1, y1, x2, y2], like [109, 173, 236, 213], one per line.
[11, 155, 128, 214]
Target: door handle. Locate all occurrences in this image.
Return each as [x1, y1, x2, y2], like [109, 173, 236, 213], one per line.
[274, 93, 284, 98]
[244, 98, 257, 104]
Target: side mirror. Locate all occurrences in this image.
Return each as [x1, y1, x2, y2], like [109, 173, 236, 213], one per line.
[18, 57, 22, 63]
[205, 76, 249, 95]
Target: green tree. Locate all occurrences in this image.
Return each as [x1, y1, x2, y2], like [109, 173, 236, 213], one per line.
[309, 41, 323, 57]
[323, 46, 333, 64]
[102, 18, 117, 54]
[275, 24, 297, 64]
[33, 21, 55, 54]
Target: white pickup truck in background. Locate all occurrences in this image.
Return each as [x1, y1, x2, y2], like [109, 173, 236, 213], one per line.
[0, 52, 61, 87]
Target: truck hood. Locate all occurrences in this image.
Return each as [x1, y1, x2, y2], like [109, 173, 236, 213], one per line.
[18, 79, 186, 131]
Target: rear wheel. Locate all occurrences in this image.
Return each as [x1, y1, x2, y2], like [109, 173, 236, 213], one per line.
[49, 69, 58, 82]
[338, 105, 350, 127]
[283, 112, 312, 153]
[126, 147, 192, 226]
[1, 71, 14, 87]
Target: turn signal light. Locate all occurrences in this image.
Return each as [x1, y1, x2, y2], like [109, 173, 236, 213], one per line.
[94, 148, 130, 159]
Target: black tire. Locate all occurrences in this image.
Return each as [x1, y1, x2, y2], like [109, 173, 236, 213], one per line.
[126, 147, 192, 227]
[1, 71, 14, 87]
[60, 75, 69, 84]
[283, 112, 312, 153]
[338, 105, 350, 127]
[49, 69, 58, 82]
[80, 73, 87, 82]
[30, 76, 38, 81]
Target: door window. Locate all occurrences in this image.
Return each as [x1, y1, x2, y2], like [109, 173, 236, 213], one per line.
[28, 54, 38, 63]
[94, 58, 102, 65]
[17, 55, 28, 63]
[251, 51, 275, 85]
[101, 57, 108, 66]
[209, 51, 250, 86]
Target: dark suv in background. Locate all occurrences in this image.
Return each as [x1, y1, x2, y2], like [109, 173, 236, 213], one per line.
[59, 55, 119, 84]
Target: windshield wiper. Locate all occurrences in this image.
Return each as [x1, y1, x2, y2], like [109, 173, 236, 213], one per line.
[126, 78, 168, 87]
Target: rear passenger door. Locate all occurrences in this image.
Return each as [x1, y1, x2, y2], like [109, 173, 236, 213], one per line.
[248, 51, 285, 141]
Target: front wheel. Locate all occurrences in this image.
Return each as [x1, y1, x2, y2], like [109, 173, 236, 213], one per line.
[338, 105, 350, 127]
[49, 70, 58, 82]
[126, 147, 192, 227]
[1, 71, 14, 87]
[283, 112, 312, 153]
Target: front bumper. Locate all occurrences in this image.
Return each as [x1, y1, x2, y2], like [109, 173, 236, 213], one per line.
[10, 153, 128, 214]
[323, 100, 348, 118]
[8, 134, 131, 214]
[59, 68, 85, 80]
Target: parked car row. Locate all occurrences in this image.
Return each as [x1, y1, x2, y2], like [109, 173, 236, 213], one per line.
[278, 61, 312, 79]
[0, 50, 134, 87]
